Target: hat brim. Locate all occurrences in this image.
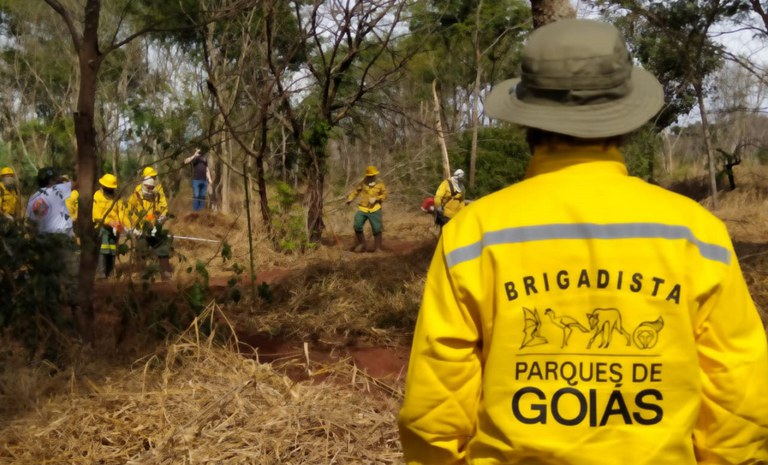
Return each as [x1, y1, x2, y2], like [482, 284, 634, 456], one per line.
[485, 68, 663, 138]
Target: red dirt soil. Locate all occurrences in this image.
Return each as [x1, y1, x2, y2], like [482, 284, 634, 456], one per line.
[92, 238, 424, 387]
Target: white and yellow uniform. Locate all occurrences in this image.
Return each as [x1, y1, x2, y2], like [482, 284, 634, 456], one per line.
[435, 177, 464, 219]
[399, 144, 768, 465]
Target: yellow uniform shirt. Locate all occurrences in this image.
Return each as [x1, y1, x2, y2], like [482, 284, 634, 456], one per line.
[92, 189, 125, 229]
[0, 183, 19, 218]
[66, 189, 79, 222]
[347, 180, 388, 213]
[399, 144, 768, 465]
[126, 184, 168, 229]
[435, 178, 465, 219]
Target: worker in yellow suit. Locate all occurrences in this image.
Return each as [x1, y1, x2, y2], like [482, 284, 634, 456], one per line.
[127, 173, 172, 280]
[399, 19, 768, 465]
[345, 165, 388, 253]
[434, 168, 465, 227]
[0, 166, 20, 219]
[92, 173, 126, 279]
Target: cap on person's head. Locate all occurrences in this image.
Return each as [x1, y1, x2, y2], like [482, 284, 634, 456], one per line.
[365, 165, 379, 176]
[0, 167, 14, 176]
[453, 169, 465, 179]
[485, 19, 664, 138]
[99, 173, 118, 189]
[142, 166, 158, 178]
[37, 166, 59, 187]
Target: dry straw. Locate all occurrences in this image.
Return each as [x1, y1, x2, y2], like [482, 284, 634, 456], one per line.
[0, 303, 403, 465]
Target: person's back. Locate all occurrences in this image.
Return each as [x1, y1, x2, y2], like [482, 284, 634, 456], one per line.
[398, 19, 768, 465]
[27, 168, 73, 236]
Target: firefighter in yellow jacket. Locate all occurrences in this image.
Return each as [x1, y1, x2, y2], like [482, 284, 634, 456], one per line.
[398, 19, 768, 465]
[434, 168, 465, 227]
[346, 165, 388, 252]
[127, 174, 173, 280]
[92, 173, 126, 278]
[0, 166, 20, 219]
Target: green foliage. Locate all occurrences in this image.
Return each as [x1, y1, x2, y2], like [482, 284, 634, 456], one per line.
[126, 0, 204, 47]
[0, 218, 76, 355]
[269, 181, 313, 253]
[622, 126, 662, 180]
[599, 1, 737, 130]
[431, 126, 530, 199]
[257, 282, 273, 304]
[406, 0, 530, 99]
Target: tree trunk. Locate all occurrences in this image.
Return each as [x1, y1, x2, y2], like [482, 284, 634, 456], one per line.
[306, 149, 325, 244]
[695, 82, 719, 209]
[469, 0, 484, 190]
[530, 0, 575, 29]
[220, 139, 231, 213]
[256, 112, 272, 236]
[73, 0, 103, 344]
[432, 80, 451, 179]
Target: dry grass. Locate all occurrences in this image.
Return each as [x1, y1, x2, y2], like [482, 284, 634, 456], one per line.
[0, 304, 402, 465]
[710, 166, 768, 328]
[663, 163, 768, 327]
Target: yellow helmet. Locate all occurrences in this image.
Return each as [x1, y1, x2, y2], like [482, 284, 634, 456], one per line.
[142, 166, 158, 178]
[99, 173, 118, 189]
[365, 165, 379, 176]
[0, 167, 14, 176]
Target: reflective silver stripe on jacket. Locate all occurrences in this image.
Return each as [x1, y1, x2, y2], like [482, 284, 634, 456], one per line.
[445, 223, 732, 268]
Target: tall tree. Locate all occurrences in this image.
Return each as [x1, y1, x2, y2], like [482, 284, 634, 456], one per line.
[599, 0, 745, 208]
[43, 0, 207, 340]
[406, 0, 530, 188]
[268, 0, 416, 243]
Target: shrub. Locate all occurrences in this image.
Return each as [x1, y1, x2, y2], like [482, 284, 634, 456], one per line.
[0, 218, 77, 357]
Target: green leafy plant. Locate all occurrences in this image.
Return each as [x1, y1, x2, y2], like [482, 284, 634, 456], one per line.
[269, 181, 313, 253]
[0, 218, 77, 359]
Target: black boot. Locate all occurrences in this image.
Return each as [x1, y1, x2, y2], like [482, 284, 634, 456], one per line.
[372, 233, 382, 253]
[104, 255, 115, 278]
[351, 231, 366, 252]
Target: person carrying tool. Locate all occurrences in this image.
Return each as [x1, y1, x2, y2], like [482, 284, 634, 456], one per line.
[399, 19, 768, 465]
[433, 168, 465, 227]
[92, 173, 126, 279]
[345, 165, 388, 253]
[0, 166, 20, 220]
[127, 174, 173, 280]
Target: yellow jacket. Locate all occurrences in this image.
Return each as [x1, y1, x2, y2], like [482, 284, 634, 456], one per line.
[435, 178, 465, 219]
[399, 144, 768, 465]
[92, 189, 126, 229]
[347, 180, 388, 213]
[66, 190, 79, 222]
[127, 184, 168, 229]
[0, 183, 19, 218]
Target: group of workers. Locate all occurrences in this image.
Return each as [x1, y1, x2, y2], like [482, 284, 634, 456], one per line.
[0, 146, 216, 281]
[1, 165, 173, 280]
[345, 164, 466, 253]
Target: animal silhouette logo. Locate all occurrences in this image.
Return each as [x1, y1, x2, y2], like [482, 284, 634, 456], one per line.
[586, 308, 632, 349]
[544, 308, 589, 348]
[521, 307, 548, 348]
[632, 316, 664, 349]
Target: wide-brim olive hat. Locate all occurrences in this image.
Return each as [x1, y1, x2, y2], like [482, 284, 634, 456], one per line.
[485, 19, 664, 138]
